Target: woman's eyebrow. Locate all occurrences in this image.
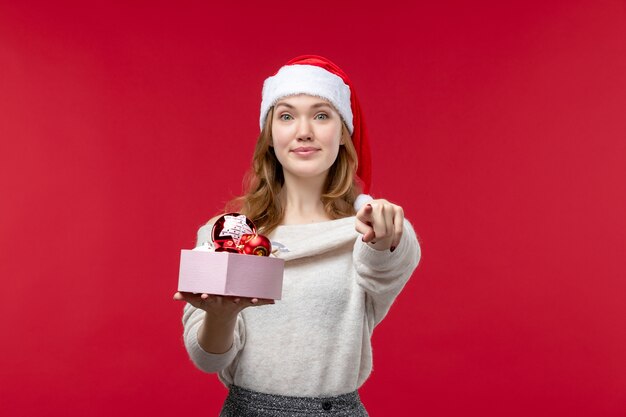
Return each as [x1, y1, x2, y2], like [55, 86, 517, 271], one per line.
[310, 102, 332, 109]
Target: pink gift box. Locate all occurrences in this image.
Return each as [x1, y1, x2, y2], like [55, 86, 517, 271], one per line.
[177, 250, 285, 300]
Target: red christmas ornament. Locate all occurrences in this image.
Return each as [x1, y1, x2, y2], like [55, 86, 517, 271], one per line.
[211, 213, 271, 256]
[212, 213, 256, 250]
[242, 234, 272, 257]
[214, 239, 239, 253]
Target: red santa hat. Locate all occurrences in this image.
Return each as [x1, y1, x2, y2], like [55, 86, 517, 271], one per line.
[260, 55, 372, 194]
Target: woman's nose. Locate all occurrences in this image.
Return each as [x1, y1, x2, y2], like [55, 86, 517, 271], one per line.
[296, 119, 313, 141]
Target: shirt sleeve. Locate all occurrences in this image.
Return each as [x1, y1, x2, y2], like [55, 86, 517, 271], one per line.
[180, 223, 246, 373]
[353, 218, 421, 326]
[182, 303, 245, 373]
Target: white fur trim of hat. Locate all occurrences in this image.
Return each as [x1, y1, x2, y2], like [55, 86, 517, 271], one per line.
[354, 194, 374, 211]
[259, 64, 353, 133]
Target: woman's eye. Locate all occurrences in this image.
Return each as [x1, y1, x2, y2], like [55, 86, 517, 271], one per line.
[315, 113, 328, 120]
[279, 114, 292, 121]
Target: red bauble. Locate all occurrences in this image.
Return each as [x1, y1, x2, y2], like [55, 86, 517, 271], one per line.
[242, 234, 272, 257]
[214, 239, 240, 253]
[211, 213, 271, 256]
[211, 213, 256, 249]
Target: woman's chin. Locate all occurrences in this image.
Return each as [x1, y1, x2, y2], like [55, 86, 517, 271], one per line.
[283, 168, 329, 182]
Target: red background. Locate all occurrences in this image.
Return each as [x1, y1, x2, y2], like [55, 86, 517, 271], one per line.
[1, 1, 625, 416]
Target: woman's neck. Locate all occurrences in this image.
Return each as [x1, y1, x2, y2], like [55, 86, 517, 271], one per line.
[280, 173, 331, 224]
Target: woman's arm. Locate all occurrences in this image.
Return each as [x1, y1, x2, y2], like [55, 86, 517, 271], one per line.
[175, 221, 274, 372]
[354, 199, 421, 325]
[175, 292, 272, 353]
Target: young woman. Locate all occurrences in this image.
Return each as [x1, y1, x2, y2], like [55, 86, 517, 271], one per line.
[174, 55, 421, 416]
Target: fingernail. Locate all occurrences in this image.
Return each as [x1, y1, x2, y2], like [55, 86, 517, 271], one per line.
[390, 246, 396, 252]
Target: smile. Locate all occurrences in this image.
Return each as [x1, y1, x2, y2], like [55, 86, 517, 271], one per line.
[291, 147, 320, 156]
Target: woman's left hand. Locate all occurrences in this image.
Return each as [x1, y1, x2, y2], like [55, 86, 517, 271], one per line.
[355, 198, 404, 252]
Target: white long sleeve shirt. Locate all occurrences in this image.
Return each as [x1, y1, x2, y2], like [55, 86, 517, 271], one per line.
[182, 216, 420, 397]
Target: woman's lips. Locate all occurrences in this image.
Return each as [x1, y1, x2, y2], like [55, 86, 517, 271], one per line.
[291, 147, 320, 156]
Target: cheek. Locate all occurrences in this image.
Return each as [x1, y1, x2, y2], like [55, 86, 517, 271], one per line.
[271, 138, 290, 156]
[271, 125, 292, 147]
[325, 126, 343, 150]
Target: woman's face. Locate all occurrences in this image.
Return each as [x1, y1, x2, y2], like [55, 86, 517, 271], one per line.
[271, 94, 343, 182]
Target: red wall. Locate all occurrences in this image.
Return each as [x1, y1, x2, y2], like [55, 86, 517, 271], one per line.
[1, 2, 625, 416]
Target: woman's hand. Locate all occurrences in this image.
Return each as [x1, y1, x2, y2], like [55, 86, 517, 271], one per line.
[355, 199, 404, 252]
[173, 292, 274, 320]
[174, 292, 274, 354]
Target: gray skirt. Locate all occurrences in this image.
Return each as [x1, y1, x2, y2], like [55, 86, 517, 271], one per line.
[219, 385, 369, 417]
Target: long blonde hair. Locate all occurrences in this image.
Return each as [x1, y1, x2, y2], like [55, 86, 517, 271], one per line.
[225, 107, 361, 234]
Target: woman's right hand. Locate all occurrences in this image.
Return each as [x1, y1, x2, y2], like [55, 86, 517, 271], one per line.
[173, 291, 274, 320]
[175, 292, 274, 354]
